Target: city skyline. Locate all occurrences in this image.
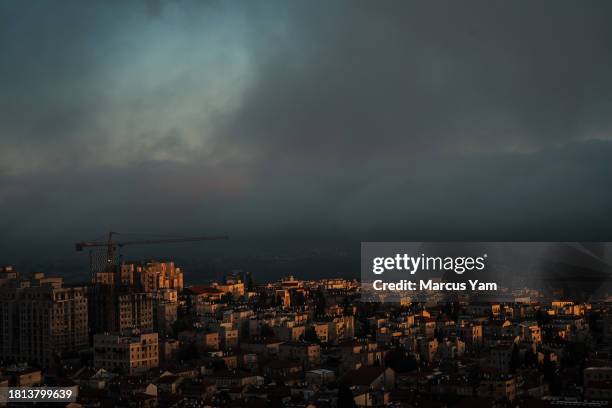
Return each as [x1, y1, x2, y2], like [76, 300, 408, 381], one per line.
[1, 258, 611, 406]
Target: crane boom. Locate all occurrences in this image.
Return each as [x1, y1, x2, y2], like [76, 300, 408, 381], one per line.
[75, 235, 228, 251]
[75, 232, 228, 275]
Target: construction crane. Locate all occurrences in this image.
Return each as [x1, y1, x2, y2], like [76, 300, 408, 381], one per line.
[75, 231, 228, 274]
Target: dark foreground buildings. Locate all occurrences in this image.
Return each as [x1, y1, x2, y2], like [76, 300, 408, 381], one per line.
[1, 264, 612, 407]
[0, 267, 88, 368]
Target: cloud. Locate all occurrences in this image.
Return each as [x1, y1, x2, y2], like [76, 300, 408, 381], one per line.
[1, 0, 612, 268]
[217, 1, 612, 160]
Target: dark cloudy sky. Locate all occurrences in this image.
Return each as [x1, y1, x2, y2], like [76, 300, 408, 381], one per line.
[1, 1, 612, 272]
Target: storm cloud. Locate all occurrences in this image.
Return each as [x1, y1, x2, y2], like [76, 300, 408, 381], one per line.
[1, 0, 612, 270]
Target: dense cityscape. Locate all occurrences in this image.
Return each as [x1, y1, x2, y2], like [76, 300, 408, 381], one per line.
[1, 258, 612, 407]
[3, 0, 612, 407]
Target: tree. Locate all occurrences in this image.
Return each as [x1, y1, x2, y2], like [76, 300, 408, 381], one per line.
[337, 384, 357, 408]
[211, 359, 227, 370]
[524, 349, 537, 367]
[255, 290, 269, 310]
[240, 322, 250, 340]
[260, 324, 275, 338]
[542, 353, 561, 395]
[434, 328, 444, 343]
[385, 348, 418, 373]
[292, 290, 306, 308]
[359, 320, 371, 337]
[542, 353, 555, 383]
[179, 341, 200, 361]
[269, 396, 283, 408]
[245, 273, 255, 292]
[172, 314, 195, 334]
[536, 309, 551, 326]
[588, 312, 601, 333]
[221, 292, 234, 304]
[314, 288, 327, 317]
[510, 343, 520, 372]
[304, 326, 320, 343]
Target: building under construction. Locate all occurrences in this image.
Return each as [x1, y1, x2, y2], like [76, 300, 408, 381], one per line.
[77, 232, 226, 336]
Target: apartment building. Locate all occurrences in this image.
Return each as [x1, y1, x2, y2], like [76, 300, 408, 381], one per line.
[0, 272, 88, 368]
[93, 331, 159, 375]
[123, 261, 184, 292]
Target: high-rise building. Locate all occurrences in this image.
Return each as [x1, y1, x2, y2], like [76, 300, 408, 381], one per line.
[0, 272, 88, 368]
[0, 283, 21, 359]
[0, 266, 19, 286]
[89, 284, 118, 334]
[121, 261, 184, 292]
[89, 261, 182, 336]
[153, 289, 178, 335]
[89, 267, 155, 335]
[118, 292, 153, 332]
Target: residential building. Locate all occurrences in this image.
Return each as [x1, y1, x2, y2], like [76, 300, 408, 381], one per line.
[93, 331, 159, 375]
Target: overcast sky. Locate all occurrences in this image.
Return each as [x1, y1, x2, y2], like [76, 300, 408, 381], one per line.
[1, 0, 612, 268]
